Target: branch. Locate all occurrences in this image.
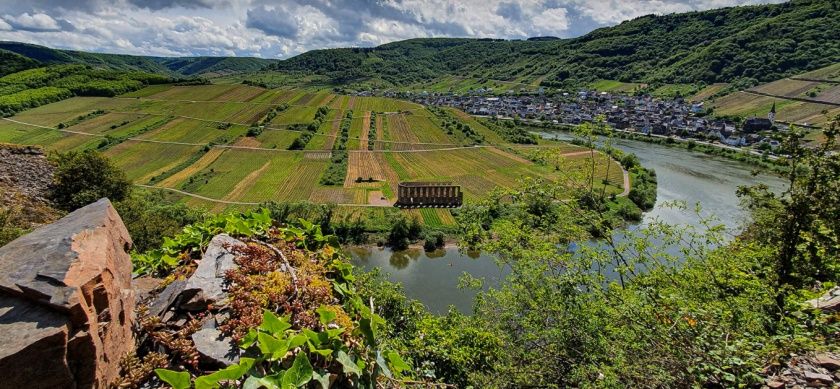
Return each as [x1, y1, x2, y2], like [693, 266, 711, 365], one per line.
[244, 238, 299, 286]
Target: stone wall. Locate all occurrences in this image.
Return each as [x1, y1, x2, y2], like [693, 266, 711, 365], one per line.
[0, 198, 135, 388]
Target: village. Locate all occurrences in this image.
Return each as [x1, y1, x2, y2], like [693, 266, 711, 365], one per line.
[373, 89, 786, 151]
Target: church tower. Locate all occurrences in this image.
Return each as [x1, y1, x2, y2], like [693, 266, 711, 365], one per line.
[768, 101, 776, 124]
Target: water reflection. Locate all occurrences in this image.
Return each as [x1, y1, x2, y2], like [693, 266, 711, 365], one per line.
[349, 132, 788, 314]
[347, 246, 502, 314]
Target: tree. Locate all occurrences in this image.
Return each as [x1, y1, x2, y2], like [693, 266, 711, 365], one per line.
[387, 216, 411, 250]
[738, 117, 840, 315]
[50, 150, 131, 211]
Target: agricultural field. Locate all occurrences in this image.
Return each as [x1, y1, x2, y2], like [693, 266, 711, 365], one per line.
[797, 63, 840, 82]
[348, 96, 422, 112]
[650, 84, 699, 99]
[749, 79, 822, 99]
[712, 91, 840, 127]
[401, 75, 527, 94]
[708, 64, 840, 128]
[0, 82, 627, 217]
[690, 83, 729, 102]
[588, 79, 647, 93]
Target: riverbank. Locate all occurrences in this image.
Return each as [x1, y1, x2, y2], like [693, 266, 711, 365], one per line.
[473, 113, 789, 174]
[525, 121, 788, 174]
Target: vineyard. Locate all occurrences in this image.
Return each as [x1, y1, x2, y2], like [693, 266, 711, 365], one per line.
[0, 83, 627, 217]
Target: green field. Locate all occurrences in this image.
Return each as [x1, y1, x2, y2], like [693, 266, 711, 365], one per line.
[588, 79, 647, 93]
[709, 64, 840, 128]
[0, 83, 627, 213]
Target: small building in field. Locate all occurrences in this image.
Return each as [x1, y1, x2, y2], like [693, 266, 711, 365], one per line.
[395, 182, 463, 208]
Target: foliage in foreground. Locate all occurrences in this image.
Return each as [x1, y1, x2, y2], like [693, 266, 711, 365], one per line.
[134, 213, 415, 388]
[444, 118, 840, 387]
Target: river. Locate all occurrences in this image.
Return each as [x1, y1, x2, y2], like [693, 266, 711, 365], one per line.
[348, 133, 788, 314]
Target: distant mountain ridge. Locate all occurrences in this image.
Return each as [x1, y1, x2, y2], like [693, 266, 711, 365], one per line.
[1, 0, 837, 88]
[271, 0, 839, 88]
[0, 41, 279, 77]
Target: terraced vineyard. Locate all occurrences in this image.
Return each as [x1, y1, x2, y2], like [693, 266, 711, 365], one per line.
[707, 64, 840, 128]
[0, 83, 627, 215]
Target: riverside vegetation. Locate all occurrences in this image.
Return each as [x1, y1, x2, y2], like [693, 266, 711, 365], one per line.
[2, 117, 833, 387]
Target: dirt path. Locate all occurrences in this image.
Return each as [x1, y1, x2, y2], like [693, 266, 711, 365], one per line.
[323, 109, 343, 150]
[223, 161, 270, 201]
[743, 90, 840, 107]
[368, 190, 391, 206]
[358, 111, 371, 150]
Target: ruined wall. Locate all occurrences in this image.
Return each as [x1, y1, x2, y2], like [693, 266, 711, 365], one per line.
[395, 182, 463, 208]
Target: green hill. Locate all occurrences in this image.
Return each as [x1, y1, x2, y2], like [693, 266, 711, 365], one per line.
[0, 42, 278, 78]
[271, 0, 839, 88]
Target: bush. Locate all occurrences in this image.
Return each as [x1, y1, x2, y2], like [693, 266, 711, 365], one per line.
[50, 150, 131, 211]
[115, 190, 205, 252]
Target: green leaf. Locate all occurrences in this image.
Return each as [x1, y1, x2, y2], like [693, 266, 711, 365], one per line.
[308, 346, 333, 357]
[241, 328, 259, 348]
[312, 370, 330, 389]
[243, 375, 280, 389]
[303, 328, 321, 347]
[336, 350, 361, 377]
[316, 306, 337, 325]
[260, 310, 291, 335]
[385, 351, 411, 376]
[376, 351, 393, 379]
[258, 333, 289, 360]
[155, 369, 191, 389]
[288, 334, 308, 350]
[326, 328, 344, 339]
[359, 317, 376, 348]
[281, 352, 314, 388]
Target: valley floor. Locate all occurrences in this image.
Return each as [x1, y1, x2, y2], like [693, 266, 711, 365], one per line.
[0, 83, 626, 227]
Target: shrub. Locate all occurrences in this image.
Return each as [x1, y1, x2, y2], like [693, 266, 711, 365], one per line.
[50, 150, 131, 211]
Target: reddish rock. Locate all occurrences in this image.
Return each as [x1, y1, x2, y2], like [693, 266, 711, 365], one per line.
[804, 371, 834, 385]
[0, 199, 135, 388]
[815, 354, 840, 371]
[766, 379, 786, 389]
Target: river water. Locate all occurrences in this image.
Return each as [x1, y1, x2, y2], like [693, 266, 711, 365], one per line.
[348, 132, 788, 314]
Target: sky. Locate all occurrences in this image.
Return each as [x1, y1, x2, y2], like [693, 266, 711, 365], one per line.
[0, 0, 785, 59]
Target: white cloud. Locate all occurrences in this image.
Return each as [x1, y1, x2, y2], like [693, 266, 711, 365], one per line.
[532, 7, 570, 35]
[0, 0, 788, 58]
[3, 12, 62, 31]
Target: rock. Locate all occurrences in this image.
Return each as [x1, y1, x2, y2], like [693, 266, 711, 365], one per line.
[804, 371, 833, 385]
[766, 379, 786, 389]
[191, 320, 241, 368]
[148, 279, 186, 317]
[180, 234, 244, 311]
[815, 354, 840, 371]
[0, 199, 135, 388]
[806, 287, 840, 312]
[132, 276, 163, 305]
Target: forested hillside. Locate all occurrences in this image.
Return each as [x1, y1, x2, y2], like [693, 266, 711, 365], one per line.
[0, 41, 278, 78]
[0, 64, 170, 116]
[272, 0, 839, 88]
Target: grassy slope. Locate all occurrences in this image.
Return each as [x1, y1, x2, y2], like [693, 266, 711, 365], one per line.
[0, 84, 625, 209]
[0, 41, 278, 77]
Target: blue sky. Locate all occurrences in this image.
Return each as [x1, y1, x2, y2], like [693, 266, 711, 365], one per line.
[0, 0, 784, 58]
